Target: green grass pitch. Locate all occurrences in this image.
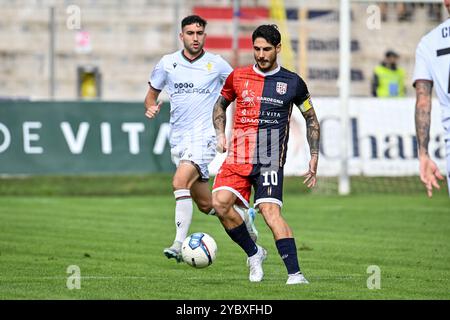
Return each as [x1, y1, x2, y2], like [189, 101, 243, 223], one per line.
[0, 176, 449, 299]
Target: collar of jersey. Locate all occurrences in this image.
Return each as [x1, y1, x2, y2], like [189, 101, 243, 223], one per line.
[253, 64, 281, 77]
[180, 50, 205, 63]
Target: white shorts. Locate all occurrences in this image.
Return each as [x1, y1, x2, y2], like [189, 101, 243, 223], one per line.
[170, 135, 217, 181]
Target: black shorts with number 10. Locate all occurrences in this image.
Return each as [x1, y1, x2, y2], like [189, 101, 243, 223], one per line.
[252, 166, 284, 208]
[212, 164, 284, 209]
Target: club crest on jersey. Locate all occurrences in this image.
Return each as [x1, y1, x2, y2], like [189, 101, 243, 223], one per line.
[276, 82, 287, 95]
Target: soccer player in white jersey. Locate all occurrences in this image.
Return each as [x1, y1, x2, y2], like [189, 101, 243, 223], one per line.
[144, 15, 258, 262]
[413, 0, 450, 198]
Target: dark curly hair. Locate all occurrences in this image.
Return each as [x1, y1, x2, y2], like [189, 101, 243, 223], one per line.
[252, 24, 281, 46]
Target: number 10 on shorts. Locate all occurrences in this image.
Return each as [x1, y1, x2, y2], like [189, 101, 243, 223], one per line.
[262, 170, 278, 186]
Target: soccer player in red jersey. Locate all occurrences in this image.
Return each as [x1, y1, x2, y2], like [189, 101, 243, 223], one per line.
[211, 25, 320, 284]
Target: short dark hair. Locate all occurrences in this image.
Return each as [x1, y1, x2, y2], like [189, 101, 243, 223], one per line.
[385, 50, 399, 58]
[252, 24, 281, 47]
[181, 15, 207, 29]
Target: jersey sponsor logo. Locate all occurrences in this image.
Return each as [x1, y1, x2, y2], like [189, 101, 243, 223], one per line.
[258, 96, 283, 106]
[241, 89, 256, 106]
[241, 87, 284, 107]
[241, 109, 281, 118]
[276, 82, 287, 95]
[240, 117, 279, 124]
[174, 88, 211, 94]
[174, 82, 194, 89]
[173, 82, 211, 94]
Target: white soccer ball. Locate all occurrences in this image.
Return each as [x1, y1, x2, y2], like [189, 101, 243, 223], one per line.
[181, 232, 217, 268]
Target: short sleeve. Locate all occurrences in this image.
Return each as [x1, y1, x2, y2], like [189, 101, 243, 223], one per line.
[148, 58, 166, 90]
[412, 40, 433, 86]
[293, 75, 312, 112]
[217, 56, 233, 83]
[220, 70, 236, 102]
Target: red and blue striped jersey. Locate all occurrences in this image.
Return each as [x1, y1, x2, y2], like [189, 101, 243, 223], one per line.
[221, 64, 313, 175]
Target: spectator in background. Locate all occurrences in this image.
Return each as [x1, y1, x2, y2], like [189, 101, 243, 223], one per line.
[371, 50, 406, 98]
[427, 3, 442, 22]
[410, 2, 443, 22]
[380, 2, 414, 22]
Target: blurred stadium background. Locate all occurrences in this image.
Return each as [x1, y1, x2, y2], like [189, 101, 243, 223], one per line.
[0, 0, 448, 194]
[0, 0, 449, 300]
[0, 0, 444, 99]
[0, 0, 445, 98]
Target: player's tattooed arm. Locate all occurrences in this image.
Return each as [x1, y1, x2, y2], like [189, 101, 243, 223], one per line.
[414, 80, 433, 156]
[302, 108, 320, 158]
[301, 107, 320, 188]
[414, 80, 443, 197]
[213, 96, 232, 153]
[213, 96, 231, 136]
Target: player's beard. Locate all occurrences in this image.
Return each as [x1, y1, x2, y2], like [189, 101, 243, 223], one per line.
[255, 55, 277, 72]
[185, 41, 204, 57]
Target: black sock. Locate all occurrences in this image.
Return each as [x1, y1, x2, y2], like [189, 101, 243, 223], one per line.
[226, 222, 258, 257]
[276, 238, 301, 275]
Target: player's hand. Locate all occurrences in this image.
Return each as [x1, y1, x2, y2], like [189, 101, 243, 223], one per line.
[301, 154, 318, 188]
[216, 133, 227, 153]
[419, 154, 444, 198]
[145, 101, 162, 119]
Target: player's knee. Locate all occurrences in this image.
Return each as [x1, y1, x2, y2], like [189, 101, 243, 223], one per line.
[172, 176, 189, 191]
[259, 205, 282, 226]
[212, 193, 232, 217]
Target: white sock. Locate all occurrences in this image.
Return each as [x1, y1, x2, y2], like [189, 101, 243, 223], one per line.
[174, 189, 193, 243]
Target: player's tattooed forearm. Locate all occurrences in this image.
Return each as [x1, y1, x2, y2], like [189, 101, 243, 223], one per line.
[415, 81, 432, 154]
[307, 121, 320, 156]
[218, 96, 231, 111]
[415, 107, 431, 154]
[213, 96, 230, 133]
[304, 108, 320, 156]
[415, 110, 431, 155]
[415, 81, 432, 98]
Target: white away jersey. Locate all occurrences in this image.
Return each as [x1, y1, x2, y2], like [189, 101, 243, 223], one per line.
[413, 18, 450, 138]
[149, 50, 232, 142]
